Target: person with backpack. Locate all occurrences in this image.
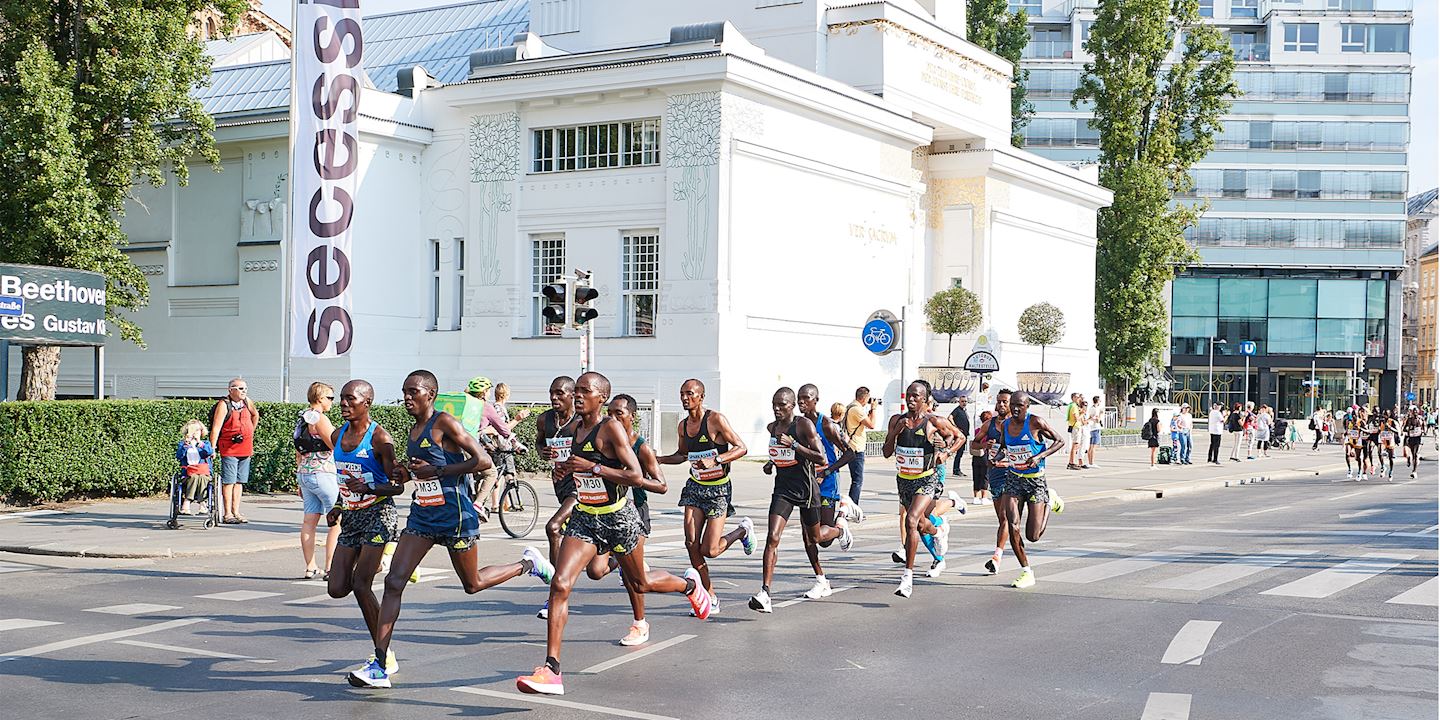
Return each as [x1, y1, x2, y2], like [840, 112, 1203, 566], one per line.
[210, 378, 260, 524]
[1142, 409, 1162, 469]
[296, 382, 340, 579]
[842, 387, 881, 506]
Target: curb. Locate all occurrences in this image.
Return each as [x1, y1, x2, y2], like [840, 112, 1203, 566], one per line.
[0, 537, 297, 559]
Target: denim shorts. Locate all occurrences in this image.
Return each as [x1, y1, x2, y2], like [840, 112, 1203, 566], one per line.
[219, 455, 251, 485]
[298, 472, 340, 515]
[1089, 429, 1101, 446]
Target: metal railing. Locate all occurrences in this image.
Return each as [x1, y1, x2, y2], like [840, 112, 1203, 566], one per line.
[1022, 40, 1076, 59]
[1231, 43, 1271, 62]
[1261, 0, 1412, 15]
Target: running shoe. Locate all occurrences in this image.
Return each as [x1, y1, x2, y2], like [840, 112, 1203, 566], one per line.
[895, 571, 913, 598]
[984, 553, 1000, 575]
[1011, 569, 1036, 589]
[946, 490, 966, 515]
[1050, 490, 1065, 515]
[537, 599, 549, 620]
[348, 658, 391, 688]
[516, 665, 564, 695]
[684, 568, 713, 619]
[927, 558, 946, 578]
[837, 516, 853, 551]
[380, 542, 396, 575]
[357, 650, 399, 676]
[749, 588, 774, 612]
[891, 547, 906, 564]
[837, 496, 864, 523]
[804, 577, 832, 599]
[934, 519, 950, 558]
[521, 546, 555, 584]
[620, 619, 650, 647]
[738, 516, 756, 555]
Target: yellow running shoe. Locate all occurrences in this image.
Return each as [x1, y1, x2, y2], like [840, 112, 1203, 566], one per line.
[1011, 569, 1036, 589]
[1050, 491, 1065, 515]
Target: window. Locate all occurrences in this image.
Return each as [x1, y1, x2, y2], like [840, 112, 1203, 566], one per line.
[531, 118, 660, 173]
[1367, 280, 1387, 320]
[1318, 280, 1367, 319]
[1317, 319, 1365, 353]
[1173, 278, 1219, 317]
[1269, 279, 1317, 318]
[621, 231, 660, 337]
[1199, 0, 1214, 17]
[1220, 278, 1267, 318]
[1341, 24, 1366, 52]
[1268, 319, 1316, 355]
[1283, 24, 1319, 53]
[531, 234, 566, 336]
[1343, 24, 1409, 53]
[453, 239, 466, 330]
[429, 239, 442, 331]
[1009, 0, 1041, 14]
[1230, 0, 1258, 18]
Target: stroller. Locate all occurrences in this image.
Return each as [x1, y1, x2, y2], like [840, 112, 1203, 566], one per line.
[1272, 417, 1293, 451]
[166, 463, 221, 530]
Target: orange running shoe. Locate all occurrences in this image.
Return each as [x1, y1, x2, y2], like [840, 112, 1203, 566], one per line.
[516, 665, 564, 695]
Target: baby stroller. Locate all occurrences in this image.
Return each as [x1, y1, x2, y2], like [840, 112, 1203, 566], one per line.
[166, 464, 221, 530]
[1272, 417, 1293, 451]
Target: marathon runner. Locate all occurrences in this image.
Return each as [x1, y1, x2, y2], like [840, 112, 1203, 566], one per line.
[796, 385, 859, 559]
[889, 389, 964, 575]
[1404, 407, 1425, 478]
[534, 376, 580, 619]
[516, 373, 712, 696]
[351, 370, 554, 689]
[992, 392, 1065, 590]
[658, 379, 755, 609]
[881, 381, 960, 598]
[325, 380, 404, 678]
[1377, 408, 1397, 481]
[1343, 409, 1365, 481]
[750, 387, 830, 613]
[971, 388, 1014, 574]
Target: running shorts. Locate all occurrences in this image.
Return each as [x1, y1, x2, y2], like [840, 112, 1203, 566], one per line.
[338, 503, 398, 549]
[769, 494, 822, 526]
[635, 501, 652, 535]
[1005, 474, 1050, 506]
[896, 475, 941, 506]
[679, 478, 734, 519]
[564, 502, 646, 555]
[400, 527, 477, 552]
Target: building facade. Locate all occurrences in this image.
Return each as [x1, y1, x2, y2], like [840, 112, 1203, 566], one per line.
[1404, 188, 1436, 405]
[9, 0, 1111, 452]
[1416, 241, 1438, 408]
[1015, 0, 1412, 417]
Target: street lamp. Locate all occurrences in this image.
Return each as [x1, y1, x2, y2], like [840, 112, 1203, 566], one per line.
[1208, 337, 1228, 411]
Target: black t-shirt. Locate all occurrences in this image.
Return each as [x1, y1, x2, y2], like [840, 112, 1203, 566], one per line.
[949, 405, 971, 437]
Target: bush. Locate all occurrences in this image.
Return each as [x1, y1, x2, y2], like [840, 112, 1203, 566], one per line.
[0, 399, 556, 504]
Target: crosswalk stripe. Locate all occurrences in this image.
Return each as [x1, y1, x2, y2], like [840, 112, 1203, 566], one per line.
[1140, 692, 1192, 720]
[0, 619, 60, 633]
[1260, 552, 1416, 599]
[84, 604, 181, 616]
[1385, 577, 1439, 607]
[1045, 546, 1216, 584]
[1149, 550, 1316, 591]
[0, 561, 39, 574]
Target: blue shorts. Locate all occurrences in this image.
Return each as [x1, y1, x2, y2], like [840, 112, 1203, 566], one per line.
[987, 472, 1008, 497]
[219, 456, 251, 485]
[298, 472, 339, 515]
[1089, 429, 1101, 446]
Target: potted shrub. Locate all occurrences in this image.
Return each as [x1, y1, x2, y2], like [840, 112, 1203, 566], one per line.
[920, 286, 982, 402]
[1016, 302, 1069, 405]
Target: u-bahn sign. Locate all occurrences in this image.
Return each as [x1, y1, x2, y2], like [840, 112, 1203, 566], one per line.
[0, 263, 108, 346]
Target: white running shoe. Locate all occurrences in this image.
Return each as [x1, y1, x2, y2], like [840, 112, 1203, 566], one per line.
[738, 516, 756, 555]
[945, 490, 965, 515]
[934, 521, 950, 558]
[837, 516, 853, 551]
[837, 496, 863, 523]
[927, 558, 946, 578]
[748, 588, 773, 613]
[891, 547, 906, 564]
[895, 571, 913, 598]
[804, 577, 832, 599]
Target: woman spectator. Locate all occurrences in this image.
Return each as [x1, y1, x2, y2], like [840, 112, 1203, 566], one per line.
[1243, 401, 1258, 460]
[1144, 408, 1162, 469]
[296, 382, 339, 580]
[1227, 402, 1244, 462]
[1255, 405, 1273, 458]
[468, 378, 530, 518]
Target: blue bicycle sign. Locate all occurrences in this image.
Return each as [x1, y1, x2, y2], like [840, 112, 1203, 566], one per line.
[862, 318, 897, 355]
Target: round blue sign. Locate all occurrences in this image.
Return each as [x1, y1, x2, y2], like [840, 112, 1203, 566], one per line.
[1238, 340, 1257, 356]
[861, 319, 896, 355]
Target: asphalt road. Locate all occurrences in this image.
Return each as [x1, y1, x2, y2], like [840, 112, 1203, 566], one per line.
[1, 466, 1435, 720]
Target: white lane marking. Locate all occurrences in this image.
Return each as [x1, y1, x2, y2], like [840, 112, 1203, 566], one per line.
[0, 618, 206, 663]
[775, 586, 854, 609]
[0, 619, 60, 633]
[580, 634, 696, 674]
[1150, 550, 1317, 591]
[84, 603, 181, 616]
[1046, 547, 1216, 585]
[1385, 577, 1439, 607]
[1237, 505, 1291, 517]
[1140, 692, 1192, 720]
[1261, 552, 1417, 599]
[195, 590, 282, 602]
[1086, 541, 1139, 548]
[0, 561, 40, 574]
[0, 510, 62, 519]
[115, 639, 274, 664]
[1339, 508, 1383, 519]
[1328, 491, 1366, 501]
[1063, 524, 1435, 539]
[1160, 621, 1222, 665]
[1419, 524, 1440, 534]
[284, 593, 337, 606]
[454, 686, 679, 720]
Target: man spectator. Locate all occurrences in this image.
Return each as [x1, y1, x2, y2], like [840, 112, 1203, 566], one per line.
[210, 377, 259, 524]
[1176, 403, 1194, 464]
[1310, 406, 1326, 450]
[948, 394, 971, 478]
[1207, 402, 1225, 465]
[842, 387, 880, 505]
[1085, 395, 1104, 468]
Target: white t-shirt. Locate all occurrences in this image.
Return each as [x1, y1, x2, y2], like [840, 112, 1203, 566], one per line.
[1208, 409, 1225, 435]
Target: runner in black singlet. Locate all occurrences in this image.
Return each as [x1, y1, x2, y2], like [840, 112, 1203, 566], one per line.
[882, 381, 960, 598]
[748, 387, 831, 613]
[534, 376, 579, 619]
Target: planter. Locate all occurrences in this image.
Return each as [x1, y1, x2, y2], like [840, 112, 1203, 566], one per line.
[1016, 371, 1070, 407]
[918, 366, 982, 403]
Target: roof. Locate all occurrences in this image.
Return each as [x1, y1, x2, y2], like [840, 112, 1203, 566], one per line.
[195, 0, 527, 115]
[204, 31, 271, 58]
[1423, 241, 1439, 258]
[1408, 187, 1438, 217]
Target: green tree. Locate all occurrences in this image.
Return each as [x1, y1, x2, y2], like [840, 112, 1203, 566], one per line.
[1018, 302, 1065, 371]
[1073, 0, 1236, 404]
[967, 0, 1033, 147]
[924, 286, 983, 365]
[0, 1, 245, 399]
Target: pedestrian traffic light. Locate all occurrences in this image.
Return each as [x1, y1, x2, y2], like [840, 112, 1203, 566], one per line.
[541, 279, 573, 331]
[573, 282, 599, 326]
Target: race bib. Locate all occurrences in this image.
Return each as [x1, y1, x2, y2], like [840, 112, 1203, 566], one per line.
[547, 436, 573, 462]
[1005, 446, 1035, 467]
[895, 446, 925, 473]
[185, 446, 200, 465]
[1346, 430, 1360, 441]
[336, 462, 376, 510]
[1380, 431, 1395, 445]
[575, 472, 607, 505]
[689, 450, 726, 482]
[768, 438, 797, 467]
[413, 477, 445, 507]
[1409, 426, 1424, 437]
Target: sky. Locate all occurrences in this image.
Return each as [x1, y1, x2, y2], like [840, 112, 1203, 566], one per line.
[260, 0, 1438, 192]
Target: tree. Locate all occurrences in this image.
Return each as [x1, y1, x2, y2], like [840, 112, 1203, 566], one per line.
[1018, 302, 1065, 371]
[967, 0, 1033, 147]
[1073, 0, 1236, 405]
[924, 286, 983, 365]
[0, 1, 245, 399]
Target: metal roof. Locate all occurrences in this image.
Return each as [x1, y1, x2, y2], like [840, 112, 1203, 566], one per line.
[195, 0, 527, 115]
[1408, 187, 1438, 217]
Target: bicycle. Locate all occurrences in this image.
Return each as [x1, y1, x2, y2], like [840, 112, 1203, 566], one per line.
[470, 448, 540, 539]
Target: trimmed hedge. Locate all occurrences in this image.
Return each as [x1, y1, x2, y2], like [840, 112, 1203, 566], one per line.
[0, 399, 553, 504]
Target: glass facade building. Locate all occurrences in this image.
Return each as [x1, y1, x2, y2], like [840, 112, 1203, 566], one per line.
[1014, 0, 1411, 417]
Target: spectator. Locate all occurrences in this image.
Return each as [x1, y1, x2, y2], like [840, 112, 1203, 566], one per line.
[1243, 401, 1258, 460]
[491, 381, 531, 477]
[1085, 395, 1104, 468]
[1169, 408, 1181, 461]
[466, 376, 524, 521]
[842, 387, 880, 505]
[1256, 405, 1273, 458]
[1207, 402, 1225, 465]
[296, 382, 339, 579]
[971, 409, 994, 505]
[175, 419, 214, 516]
[1144, 408, 1162, 468]
[949, 394, 971, 478]
[829, 402, 846, 426]
[1065, 392, 1083, 468]
[1227, 402, 1244, 462]
[1176, 404, 1194, 465]
[210, 378, 259, 524]
[1310, 406, 1326, 450]
[1074, 398, 1092, 469]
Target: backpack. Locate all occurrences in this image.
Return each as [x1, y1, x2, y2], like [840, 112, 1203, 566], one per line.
[1157, 446, 1173, 464]
[293, 410, 329, 454]
[1140, 422, 1155, 441]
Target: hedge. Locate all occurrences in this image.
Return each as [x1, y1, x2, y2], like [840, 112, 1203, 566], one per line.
[0, 399, 554, 504]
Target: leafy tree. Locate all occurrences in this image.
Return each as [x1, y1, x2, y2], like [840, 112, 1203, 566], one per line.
[967, 0, 1033, 147]
[1018, 302, 1065, 371]
[1073, 0, 1236, 404]
[924, 286, 983, 365]
[0, 1, 245, 399]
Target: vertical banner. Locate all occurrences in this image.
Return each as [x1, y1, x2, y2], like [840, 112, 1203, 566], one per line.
[291, 0, 363, 358]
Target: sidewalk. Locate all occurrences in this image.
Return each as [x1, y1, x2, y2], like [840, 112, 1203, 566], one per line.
[0, 442, 1347, 558]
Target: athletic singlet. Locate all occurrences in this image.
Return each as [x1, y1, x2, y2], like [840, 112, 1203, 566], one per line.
[405, 412, 478, 537]
[1000, 414, 1047, 479]
[333, 421, 392, 511]
[1379, 420, 1396, 446]
[684, 411, 730, 485]
[1344, 419, 1363, 447]
[985, 418, 1009, 483]
[894, 414, 937, 480]
[541, 409, 579, 486]
[631, 436, 650, 507]
[813, 414, 840, 499]
[1406, 419, 1425, 439]
[572, 418, 627, 514]
[770, 418, 817, 504]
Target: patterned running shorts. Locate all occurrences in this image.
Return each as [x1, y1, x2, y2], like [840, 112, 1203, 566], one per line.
[1005, 474, 1050, 506]
[564, 502, 646, 556]
[896, 475, 941, 506]
[679, 479, 734, 519]
[338, 502, 399, 549]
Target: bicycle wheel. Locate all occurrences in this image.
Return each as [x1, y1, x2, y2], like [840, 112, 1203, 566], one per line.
[498, 479, 540, 539]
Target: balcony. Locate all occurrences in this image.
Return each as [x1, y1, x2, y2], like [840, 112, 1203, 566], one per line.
[1062, 0, 1100, 15]
[1023, 40, 1076, 59]
[1231, 43, 1271, 61]
[1260, 0, 1412, 15]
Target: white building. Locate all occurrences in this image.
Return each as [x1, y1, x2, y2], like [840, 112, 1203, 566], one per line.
[19, 0, 1110, 450]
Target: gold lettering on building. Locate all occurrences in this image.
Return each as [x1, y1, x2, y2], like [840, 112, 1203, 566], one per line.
[921, 62, 980, 103]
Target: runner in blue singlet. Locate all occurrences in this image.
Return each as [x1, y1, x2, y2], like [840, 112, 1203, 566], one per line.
[971, 389, 1013, 575]
[993, 392, 1066, 590]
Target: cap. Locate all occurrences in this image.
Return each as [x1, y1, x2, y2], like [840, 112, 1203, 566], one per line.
[466, 376, 493, 396]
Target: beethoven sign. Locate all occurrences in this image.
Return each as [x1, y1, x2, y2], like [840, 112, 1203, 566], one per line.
[0, 263, 107, 346]
[290, 0, 363, 358]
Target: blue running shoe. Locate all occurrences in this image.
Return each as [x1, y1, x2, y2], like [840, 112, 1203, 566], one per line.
[348, 658, 391, 688]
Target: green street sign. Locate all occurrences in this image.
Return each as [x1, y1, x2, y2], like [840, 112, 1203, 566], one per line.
[0, 263, 108, 346]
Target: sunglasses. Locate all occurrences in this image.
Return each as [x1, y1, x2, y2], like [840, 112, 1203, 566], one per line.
[230, 387, 247, 391]
[325, 395, 336, 401]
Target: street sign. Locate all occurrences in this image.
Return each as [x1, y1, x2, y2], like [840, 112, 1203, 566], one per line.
[0, 263, 108, 346]
[1238, 340, 1257, 356]
[963, 350, 999, 373]
[861, 318, 897, 356]
[1406, 391, 1416, 403]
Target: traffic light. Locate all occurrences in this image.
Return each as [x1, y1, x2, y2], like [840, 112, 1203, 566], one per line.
[573, 282, 599, 326]
[541, 279, 573, 332]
